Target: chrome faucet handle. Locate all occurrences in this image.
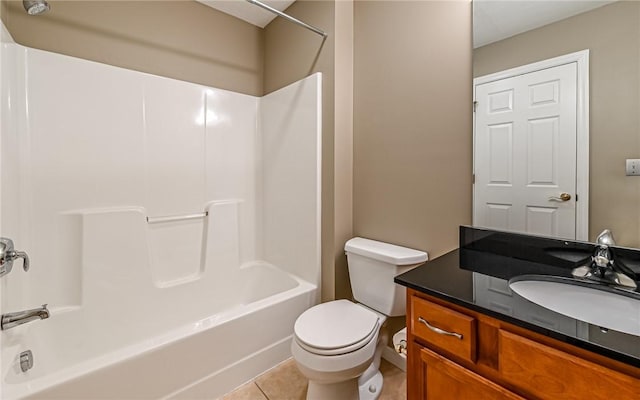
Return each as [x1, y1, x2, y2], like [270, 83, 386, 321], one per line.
[596, 229, 616, 246]
[0, 238, 30, 277]
[11, 250, 30, 271]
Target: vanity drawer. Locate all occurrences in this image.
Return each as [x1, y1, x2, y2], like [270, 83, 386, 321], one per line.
[410, 296, 477, 363]
[498, 330, 640, 400]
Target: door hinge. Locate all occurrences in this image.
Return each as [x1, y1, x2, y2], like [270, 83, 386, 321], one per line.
[472, 174, 475, 184]
[473, 101, 478, 113]
[575, 194, 578, 202]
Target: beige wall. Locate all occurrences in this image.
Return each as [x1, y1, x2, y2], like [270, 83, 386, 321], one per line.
[474, 1, 640, 247]
[353, 1, 473, 257]
[353, 0, 472, 338]
[264, 0, 355, 301]
[2, 0, 263, 95]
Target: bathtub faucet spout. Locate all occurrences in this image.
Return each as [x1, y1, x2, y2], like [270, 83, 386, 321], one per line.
[1, 304, 49, 330]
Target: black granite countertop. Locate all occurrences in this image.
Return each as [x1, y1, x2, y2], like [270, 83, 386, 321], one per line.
[395, 226, 640, 368]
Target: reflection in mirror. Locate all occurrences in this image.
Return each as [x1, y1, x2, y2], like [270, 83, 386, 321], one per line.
[472, 0, 640, 248]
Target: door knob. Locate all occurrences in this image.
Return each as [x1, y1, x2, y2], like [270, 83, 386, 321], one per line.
[0, 238, 30, 277]
[548, 193, 571, 202]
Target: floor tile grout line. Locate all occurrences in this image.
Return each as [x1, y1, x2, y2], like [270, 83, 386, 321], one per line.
[221, 359, 405, 399]
[254, 381, 270, 400]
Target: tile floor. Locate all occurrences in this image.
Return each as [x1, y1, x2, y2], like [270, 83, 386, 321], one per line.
[220, 358, 406, 400]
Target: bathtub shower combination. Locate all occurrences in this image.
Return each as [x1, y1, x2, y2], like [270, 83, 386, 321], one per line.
[0, 27, 321, 399]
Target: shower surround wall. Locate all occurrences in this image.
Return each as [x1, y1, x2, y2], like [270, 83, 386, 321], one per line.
[0, 38, 321, 399]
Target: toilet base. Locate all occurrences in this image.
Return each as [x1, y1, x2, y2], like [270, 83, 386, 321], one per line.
[358, 370, 383, 400]
[307, 377, 360, 400]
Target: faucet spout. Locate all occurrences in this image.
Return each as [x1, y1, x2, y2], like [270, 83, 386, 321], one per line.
[592, 244, 613, 277]
[1, 304, 50, 330]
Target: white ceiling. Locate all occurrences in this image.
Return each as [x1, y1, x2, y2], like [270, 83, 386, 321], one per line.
[473, 0, 617, 48]
[197, 0, 296, 28]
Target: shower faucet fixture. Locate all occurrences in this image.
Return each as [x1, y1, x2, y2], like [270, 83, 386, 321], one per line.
[1, 304, 50, 330]
[0, 237, 30, 277]
[23, 0, 50, 15]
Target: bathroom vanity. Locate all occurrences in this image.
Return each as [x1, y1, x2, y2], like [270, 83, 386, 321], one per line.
[395, 227, 640, 399]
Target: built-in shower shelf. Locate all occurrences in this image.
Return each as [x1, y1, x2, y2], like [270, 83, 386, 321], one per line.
[146, 212, 208, 224]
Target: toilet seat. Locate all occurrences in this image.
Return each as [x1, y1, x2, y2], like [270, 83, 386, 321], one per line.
[294, 300, 380, 356]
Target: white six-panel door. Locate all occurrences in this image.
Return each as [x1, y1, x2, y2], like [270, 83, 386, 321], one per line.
[474, 62, 578, 239]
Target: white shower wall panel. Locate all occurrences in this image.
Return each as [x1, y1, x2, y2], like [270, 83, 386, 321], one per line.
[260, 74, 322, 286]
[143, 78, 207, 217]
[26, 48, 146, 211]
[20, 47, 148, 309]
[205, 89, 259, 264]
[1, 43, 24, 309]
[7, 47, 263, 306]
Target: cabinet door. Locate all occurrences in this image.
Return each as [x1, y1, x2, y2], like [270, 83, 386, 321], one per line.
[420, 347, 524, 400]
[499, 330, 640, 400]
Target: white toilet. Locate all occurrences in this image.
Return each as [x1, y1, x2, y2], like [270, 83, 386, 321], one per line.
[292, 237, 428, 400]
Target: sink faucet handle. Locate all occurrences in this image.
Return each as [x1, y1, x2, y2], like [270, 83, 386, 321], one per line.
[596, 229, 616, 246]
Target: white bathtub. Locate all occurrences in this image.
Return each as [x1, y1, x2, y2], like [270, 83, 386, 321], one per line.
[3, 262, 316, 399]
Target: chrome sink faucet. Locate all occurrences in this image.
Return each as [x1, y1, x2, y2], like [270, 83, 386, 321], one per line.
[572, 245, 637, 289]
[592, 244, 614, 278]
[572, 230, 637, 289]
[1, 304, 50, 330]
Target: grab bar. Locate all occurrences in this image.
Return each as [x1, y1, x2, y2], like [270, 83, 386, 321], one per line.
[146, 212, 208, 224]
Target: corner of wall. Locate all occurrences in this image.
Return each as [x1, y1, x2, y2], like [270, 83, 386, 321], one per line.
[333, 0, 354, 300]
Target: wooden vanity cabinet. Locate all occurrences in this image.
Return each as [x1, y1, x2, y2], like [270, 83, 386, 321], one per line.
[406, 289, 640, 400]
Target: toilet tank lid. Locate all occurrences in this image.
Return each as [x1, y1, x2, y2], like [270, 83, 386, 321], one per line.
[344, 237, 428, 265]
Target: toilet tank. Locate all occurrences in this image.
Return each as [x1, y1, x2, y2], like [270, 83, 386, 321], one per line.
[345, 237, 428, 317]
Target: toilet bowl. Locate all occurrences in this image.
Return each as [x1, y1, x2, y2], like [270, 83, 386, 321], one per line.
[292, 238, 428, 400]
[292, 300, 386, 399]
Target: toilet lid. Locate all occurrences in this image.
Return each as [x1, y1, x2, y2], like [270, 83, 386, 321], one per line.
[294, 300, 380, 352]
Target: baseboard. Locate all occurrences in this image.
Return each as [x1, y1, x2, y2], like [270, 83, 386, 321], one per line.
[381, 345, 406, 372]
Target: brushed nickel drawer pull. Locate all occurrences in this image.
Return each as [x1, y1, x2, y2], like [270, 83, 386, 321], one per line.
[418, 317, 463, 340]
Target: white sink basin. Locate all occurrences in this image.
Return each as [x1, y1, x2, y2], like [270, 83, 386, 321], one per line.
[509, 276, 640, 336]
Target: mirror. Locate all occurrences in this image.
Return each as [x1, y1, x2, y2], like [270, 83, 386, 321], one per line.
[472, 0, 640, 248]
